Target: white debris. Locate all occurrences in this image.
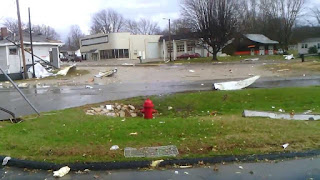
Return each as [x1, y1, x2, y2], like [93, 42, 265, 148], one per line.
[243, 110, 320, 121]
[122, 63, 135, 66]
[168, 106, 173, 110]
[28, 63, 54, 78]
[150, 160, 164, 168]
[85, 85, 93, 89]
[53, 166, 71, 178]
[279, 109, 284, 113]
[57, 64, 76, 76]
[272, 106, 275, 109]
[303, 110, 313, 114]
[214, 76, 260, 91]
[244, 58, 259, 61]
[184, 172, 189, 175]
[95, 68, 117, 78]
[180, 165, 192, 169]
[282, 143, 289, 149]
[175, 171, 179, 174]
[284, 54, 294, 60]
[110, 145, 119, 150]
[106, 105, 113, 110]
[2, 157, 11, 166]
[277, 69, 290, 72]
[18, 83, 28, 88]
[201, 84, 204, 86]
[189, 70, 195, 73]
[129, 132, 138, 136]
[239, 166, 244, 169]
[159, 121, 165, 124]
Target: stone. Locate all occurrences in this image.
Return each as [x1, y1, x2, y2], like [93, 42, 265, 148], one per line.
[128, 105, 136, 110]
[87, 110, 95, 114]
[86, 113, 94, 116]
[116, 105, 122, 110]
[106, 113, 117, 117]
[131, 113, 137, 117]
[102, 109, 110, 113]
[119, 111, 126, 118]
[92, 108, 102, 112]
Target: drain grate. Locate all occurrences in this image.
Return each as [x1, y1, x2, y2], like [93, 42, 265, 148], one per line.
[124, 145, 179, 158]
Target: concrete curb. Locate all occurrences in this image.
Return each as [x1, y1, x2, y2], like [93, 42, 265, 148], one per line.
[1, 150, 320, 171]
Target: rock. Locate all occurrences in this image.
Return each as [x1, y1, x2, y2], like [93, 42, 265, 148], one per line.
[119, 111, 126, 118]
[106, 113, 116, 117]
[116, 105, 121, 110]
[125, 109, 132, 117]
[128, 105, 135, 110]
[92, 108, 102, 112]
[86, 113, 94, 116]
[87, 110, 95, 114]
[131, 113, 137, 117]
[102, 109, 110, 113]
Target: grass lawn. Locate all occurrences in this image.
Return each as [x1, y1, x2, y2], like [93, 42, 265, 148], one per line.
[264, 61, 320, 73]
[1, 87, 320, 163]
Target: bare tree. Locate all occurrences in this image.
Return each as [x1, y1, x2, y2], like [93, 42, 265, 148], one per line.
[125, 20, 139, 34]
[66, 25, 85, 49]
[260, 0, 305, 50]
[182, 0, 241, 60]
[32, 24, 60, 40]
[3, 18, 26, 34]
[312, 8, 320, 24]
[90, 9, 125, 34]
[125, 18, 160, 35]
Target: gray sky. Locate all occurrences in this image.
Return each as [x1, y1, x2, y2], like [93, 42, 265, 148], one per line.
[0, 0, 181, 40]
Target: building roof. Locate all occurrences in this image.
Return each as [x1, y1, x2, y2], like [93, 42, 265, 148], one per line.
[244, 34, 279, 44]
[300, 37, 320, 43]
[159, 32, 200, 42]
[0, 30, 62, 46]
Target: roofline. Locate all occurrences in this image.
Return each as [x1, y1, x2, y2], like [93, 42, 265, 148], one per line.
[0, 42, 64, 47]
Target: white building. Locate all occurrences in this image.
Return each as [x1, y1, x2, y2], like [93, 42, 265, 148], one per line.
[0, 27, 63, 80]
[80, 32, 162, 61]
[298, 38, 320, 55]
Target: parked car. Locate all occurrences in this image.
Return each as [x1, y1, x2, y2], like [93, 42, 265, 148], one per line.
[177, 53, 201, 59]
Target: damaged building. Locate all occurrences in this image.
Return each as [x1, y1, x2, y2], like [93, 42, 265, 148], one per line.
[0, 27, 63, 81]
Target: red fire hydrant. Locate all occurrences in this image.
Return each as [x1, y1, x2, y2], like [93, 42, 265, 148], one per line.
[141, 98, 157, 119]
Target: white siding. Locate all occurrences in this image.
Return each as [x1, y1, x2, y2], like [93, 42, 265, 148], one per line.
[7, 46, 22, 74]
[0, 47, 7, 70]
[298, 42, 320, 54]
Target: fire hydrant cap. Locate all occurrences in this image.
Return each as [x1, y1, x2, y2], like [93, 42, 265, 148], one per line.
[144, 98, 154, 108]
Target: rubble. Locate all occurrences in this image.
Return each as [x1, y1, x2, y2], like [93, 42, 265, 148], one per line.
[85, 103, 139, 118]
[53, 166, 70, 178]
[2, 157, 11, 166]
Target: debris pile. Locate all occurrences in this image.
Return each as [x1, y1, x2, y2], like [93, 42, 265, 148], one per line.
[86, 103, 139, 118]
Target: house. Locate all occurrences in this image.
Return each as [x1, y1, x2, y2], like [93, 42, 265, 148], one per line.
[80, 32, 162, 61]
[0, 27, 63, 80]
[298, 38, 320, 55]
[228, 34, 279, 56]
[159, 33, 213, 60]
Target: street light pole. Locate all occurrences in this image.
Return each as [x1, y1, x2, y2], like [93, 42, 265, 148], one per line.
[168, 19, 172, 62]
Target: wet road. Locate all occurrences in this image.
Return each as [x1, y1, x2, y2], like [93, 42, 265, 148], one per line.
[1, 76, 320, 120]
[1, 157, 319, 180]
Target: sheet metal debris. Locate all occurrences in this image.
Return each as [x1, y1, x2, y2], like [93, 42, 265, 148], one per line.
[53, 166, 70, 178]
[57, 64, 76, 76]
[213, 76, 260, 91]
[282, 143, 289, 149]
[28, 63, 54, 78]
[243, 110, 320, 121]
[2, 157, 11, 166]
[124, 145, 179, 158]
[284, 54, 294, 60]
[110, 145, 120, 150]
[95, 68, 117, 78]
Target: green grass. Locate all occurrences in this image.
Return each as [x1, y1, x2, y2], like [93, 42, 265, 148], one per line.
[1, 87, 320, 163]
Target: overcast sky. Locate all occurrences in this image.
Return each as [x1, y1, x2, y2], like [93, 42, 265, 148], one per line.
[0, 0, 319, 41]
[0, 0, 181, 40]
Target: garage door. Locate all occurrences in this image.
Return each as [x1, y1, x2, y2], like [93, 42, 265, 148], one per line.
[146, 43, 159, 59]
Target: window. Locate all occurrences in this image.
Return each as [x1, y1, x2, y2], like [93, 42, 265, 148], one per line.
[187, 42, 195, 51]
[301, 44, 304, 48]
[9, 48, 17, 55]
[177, 44, 184, 52]
[305, 44, 308, 49]
[318, 43, 320, 49]
[167, 47, 172, 53]
[100, 49, 129, 59]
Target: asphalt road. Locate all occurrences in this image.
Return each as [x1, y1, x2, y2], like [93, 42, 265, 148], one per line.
[1, 157, 319, 180]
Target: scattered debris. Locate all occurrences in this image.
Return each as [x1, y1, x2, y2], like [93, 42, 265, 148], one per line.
[124, 145, 179, 158]
[213, 76, 260, 91]
[279, 109, 284, 113]
[243, 110, 320, 121]
[159, 121, 165, 124]
[213, 165, 219, 171]
[284, 54, 294, 60]
[122, 63, 135, 66]
[110, 145, 120, 151]
[180, 165, 192, 169]
[201, 84, 204, 86]
[95, 68, 117, 78]
[86, 104, 139, 118]
[272, 106, 275, 109]
[282, 143, 289, 149]
[168, 106, 173, 110]
[53, 166, 70, 178]
[239, 166, 244, 169]
[303, 110, 313, 114]
[85, 85, 94, 89]
[184, 172, 189, 175]
[277, 69, 290, 72]
[88, 78, 95, 83]
[189, 70, 195, 73]
[129, 132, 138, 136]
[28, 63, 54, 78]
[18, 83, 29, 88]
[2, 157, 11, 166]
[236, 172, 241, 174]
[57, 64, 76, 76]
[175, 171, 179, 174]
[249, 171, 254, 175]
[150, 160, 164, 168]
[244, 58, 259, 61]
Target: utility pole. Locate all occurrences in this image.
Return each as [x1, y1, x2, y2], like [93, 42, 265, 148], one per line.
[28, 7, 35, 78]
[168, 19, 172, 62]
[16, 0, 27, 79]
